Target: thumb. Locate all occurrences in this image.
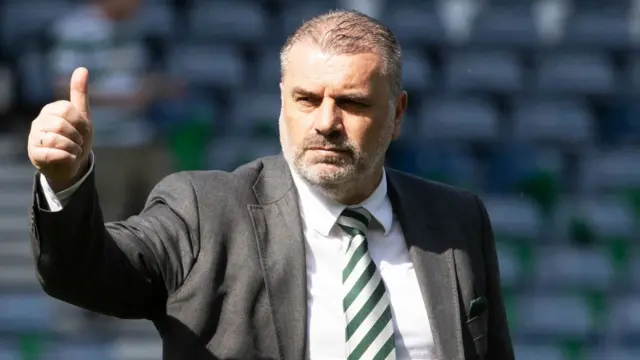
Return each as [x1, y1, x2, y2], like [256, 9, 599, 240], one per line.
[69, 67, 90, 120]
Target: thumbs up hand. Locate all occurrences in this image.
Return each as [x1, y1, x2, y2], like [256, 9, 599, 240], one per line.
[28, 67, 93, 192]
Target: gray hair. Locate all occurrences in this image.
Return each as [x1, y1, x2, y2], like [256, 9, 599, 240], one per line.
[280, 9, 403, 95]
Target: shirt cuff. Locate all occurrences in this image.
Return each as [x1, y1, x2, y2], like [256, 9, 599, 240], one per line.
[40, 152, 95, 212]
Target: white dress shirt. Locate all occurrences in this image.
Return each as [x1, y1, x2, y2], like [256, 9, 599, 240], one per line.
[290, 169, 435, 359]
[40, 159, 436, 359]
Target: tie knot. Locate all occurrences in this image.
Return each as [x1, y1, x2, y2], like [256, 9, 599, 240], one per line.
[337, 207, 372, 234]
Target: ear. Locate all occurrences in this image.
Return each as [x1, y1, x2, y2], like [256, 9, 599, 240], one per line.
[391, 91, 408, 140]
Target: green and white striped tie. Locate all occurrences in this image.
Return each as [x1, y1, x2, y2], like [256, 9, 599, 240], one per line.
[338, 208, 396, 360]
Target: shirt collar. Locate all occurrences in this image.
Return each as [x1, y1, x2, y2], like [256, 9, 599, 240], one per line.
[289, 166, 393, 237]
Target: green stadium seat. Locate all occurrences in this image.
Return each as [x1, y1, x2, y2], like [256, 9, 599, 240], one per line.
[517, 169, 561, 219]
[559, 197, 634, 243]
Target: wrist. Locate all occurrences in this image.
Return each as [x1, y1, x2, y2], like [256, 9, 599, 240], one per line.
[46, 158, 91, 193]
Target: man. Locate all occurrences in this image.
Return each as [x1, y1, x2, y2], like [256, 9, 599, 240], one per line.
[27, 10, 514, 360]
[48, 0, 176, 222]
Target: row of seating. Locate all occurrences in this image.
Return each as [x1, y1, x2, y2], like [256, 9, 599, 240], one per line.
[3, 1, 640, 52]
[485, 194, 640, 238]
[499, 243, 639, 288]
[1, 340, 640, 360]
[5, 288, 640, 343]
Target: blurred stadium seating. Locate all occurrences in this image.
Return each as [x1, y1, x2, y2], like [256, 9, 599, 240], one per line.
[1, 0, 640, 359]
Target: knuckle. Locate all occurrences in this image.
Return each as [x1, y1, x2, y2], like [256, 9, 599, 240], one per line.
[42, 100, 73, 116]
[50, 118, 67, 134]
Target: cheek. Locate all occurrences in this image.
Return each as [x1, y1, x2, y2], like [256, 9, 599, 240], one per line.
[344, 116, 387, 147]
[281, 112, 308, 145]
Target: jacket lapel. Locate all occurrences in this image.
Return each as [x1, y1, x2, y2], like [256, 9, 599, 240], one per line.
[386, 170, 464, 360]
[248, 155, 307, 360]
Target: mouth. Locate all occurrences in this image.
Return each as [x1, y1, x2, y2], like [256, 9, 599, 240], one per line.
[308, 147, 348, 153]
[308, 148, 350, 157]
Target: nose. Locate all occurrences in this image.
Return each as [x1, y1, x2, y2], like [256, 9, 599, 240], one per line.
[313, 98, 342, 138]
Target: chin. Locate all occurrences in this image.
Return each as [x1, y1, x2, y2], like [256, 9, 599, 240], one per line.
[301, 163, 355, 185]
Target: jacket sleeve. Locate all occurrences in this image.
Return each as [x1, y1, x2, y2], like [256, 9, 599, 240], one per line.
[475, 195, 515, 360]
[30, 170, 200, 319]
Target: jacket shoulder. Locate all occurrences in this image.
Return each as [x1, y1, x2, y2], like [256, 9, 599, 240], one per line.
[170, 157, 268, 199]
[386, 167, 481, 205]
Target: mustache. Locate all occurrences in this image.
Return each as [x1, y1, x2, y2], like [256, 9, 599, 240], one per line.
[302, 138, 354, 152]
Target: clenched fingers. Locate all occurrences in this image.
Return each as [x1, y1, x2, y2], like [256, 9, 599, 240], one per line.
[32, 131, 83, 158]
[39, 100, 90, 135]
[29, 146, 78, 166]
[34, 115, 84, 146]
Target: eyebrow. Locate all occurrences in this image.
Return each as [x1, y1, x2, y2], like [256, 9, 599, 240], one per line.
[291, 87, 371, 103]
[291, 87, 318, 98]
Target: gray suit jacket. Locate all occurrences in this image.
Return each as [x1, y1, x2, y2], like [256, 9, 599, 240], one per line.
[30, 155, 514, 360]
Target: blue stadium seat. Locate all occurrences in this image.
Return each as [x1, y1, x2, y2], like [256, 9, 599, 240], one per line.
[496, 242, 524, 288]
[15, 50, 54, 105]
[486, 144, 564, 194]
[206, 137, 281, 171]
[404, 142, 478, 188]
[279, 4, 338, 40]
[558, 197, 635, 239]
[580, 149, 640, 192]
[511, 99, 595, 144]
[0, 66, 13, 115]
[627, 56, 640, 92]
[534, 246, 615, 291]
[588, 348, 640, 360]
[401, 49, 432, 92]
[514, 344, 566, 360]
[536, 53, 616, 95]
[383, 3, 447, 45]
[0, 263, 40, 290]
[0, 293, 56, 332]
[419, 97, 500, 141]
[482, 196, 542, 239]
[629, 249, 640, 291]
[111, 338, 161, 360]
[229, 90, 280, 135]
[0, 2, 71, 53]
[470, 5, 540, 47]
[167, 44, 245, 89]
[563, 8, 631, 49]
[188, 1, 268, 43]
[46, 342, 113, 360]
[443, 50, 522, 93]
[256, 47, 281, 89]
[516, 294, 594, 339]
[133, 2, 175, 38]
[0, 341, 18, 360]
[273, 0, 337, 5]
[607, 296, 640, 344]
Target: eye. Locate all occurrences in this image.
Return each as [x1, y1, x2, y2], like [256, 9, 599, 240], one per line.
[338, 99, 369, 109]
[297, 97, 318, 107]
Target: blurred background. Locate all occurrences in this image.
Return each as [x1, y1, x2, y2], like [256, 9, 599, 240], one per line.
[0, 0, 640, 359]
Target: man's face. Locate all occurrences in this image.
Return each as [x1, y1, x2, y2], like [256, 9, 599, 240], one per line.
[279, 43, 406, 187]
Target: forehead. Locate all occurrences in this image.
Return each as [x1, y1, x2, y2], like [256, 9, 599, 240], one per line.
[283, 43, 386, 94]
